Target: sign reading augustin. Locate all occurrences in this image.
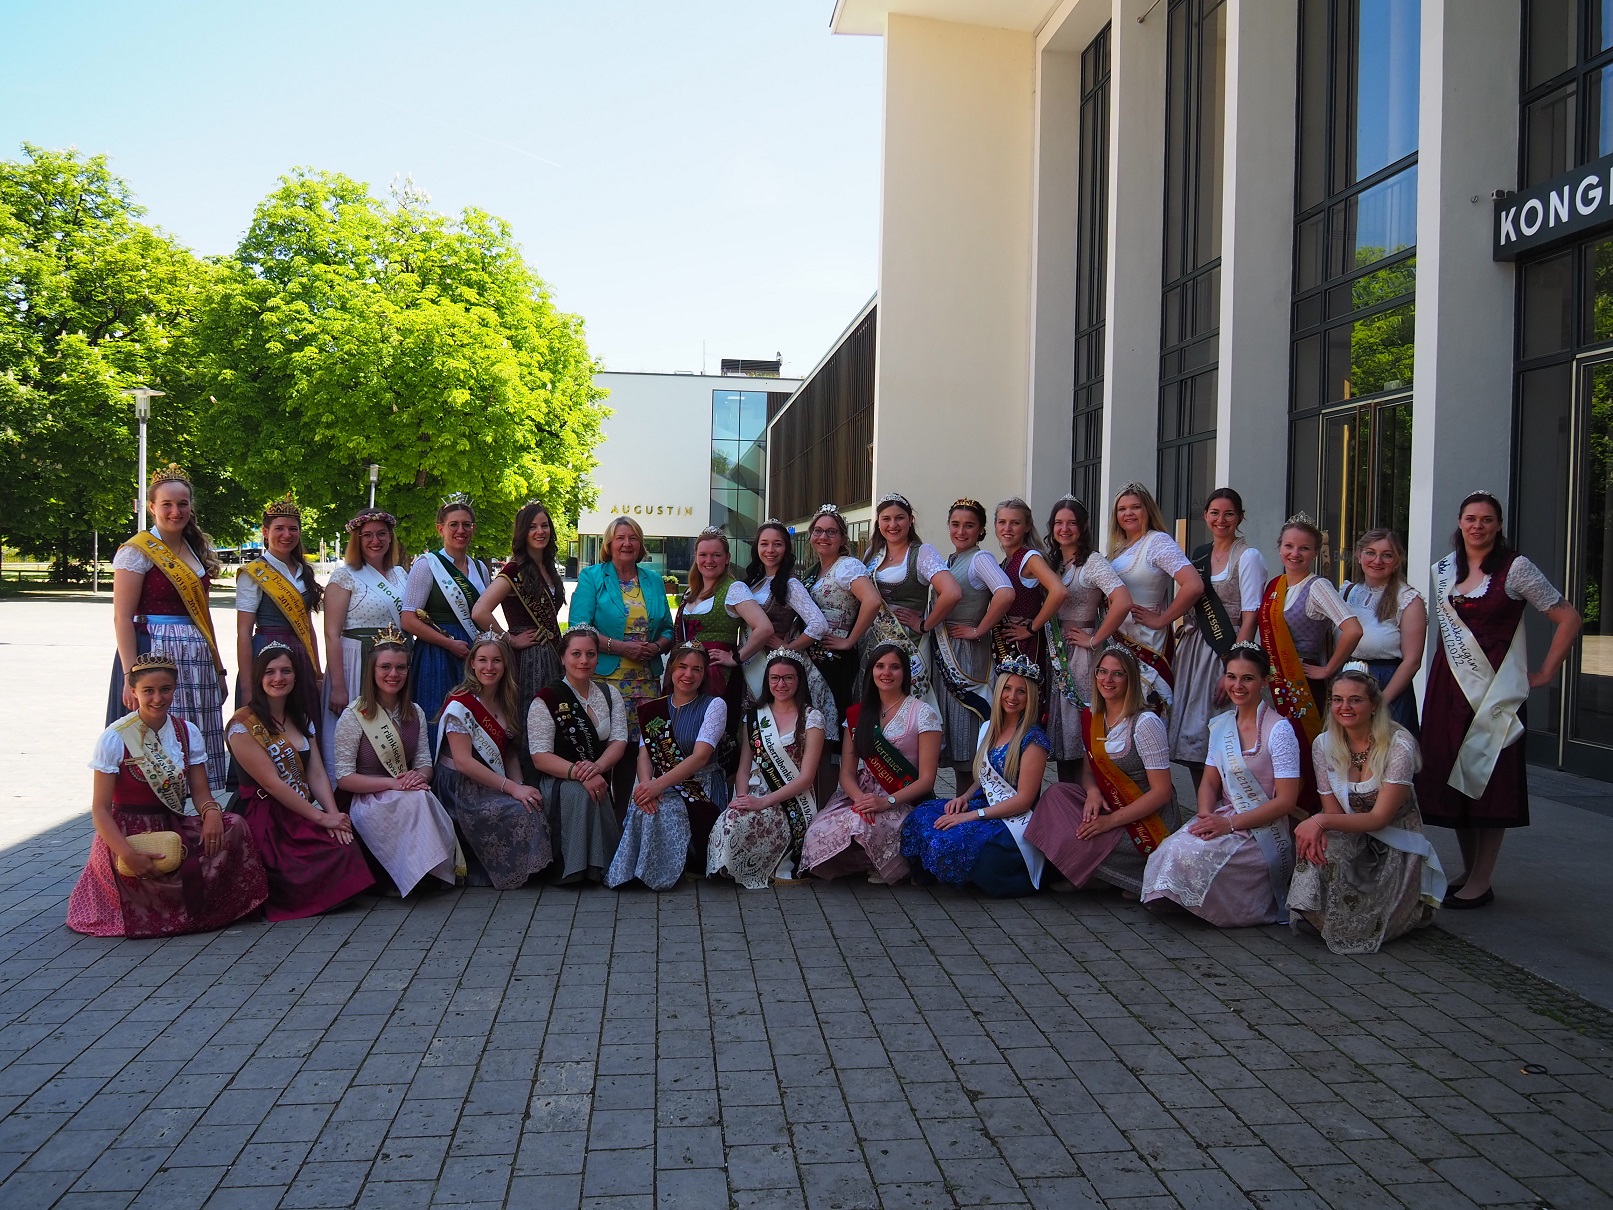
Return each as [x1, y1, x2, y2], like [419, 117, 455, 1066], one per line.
[1495, 152, 1613, 260]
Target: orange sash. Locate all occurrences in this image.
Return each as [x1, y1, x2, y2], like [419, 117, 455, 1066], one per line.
[1257, 575, 1323, 813]
[1081, 707, 1170, 854]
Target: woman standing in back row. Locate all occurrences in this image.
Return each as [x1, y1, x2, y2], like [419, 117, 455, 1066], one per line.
[236, 494, 323, 725]
[860, 493, 962, 715]
[403, 495, 493, 740]
[321, 508, 408, 783]
[1106, 484, 1202, 714]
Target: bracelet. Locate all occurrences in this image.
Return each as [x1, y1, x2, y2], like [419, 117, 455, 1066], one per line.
[200, 802, 223, 816]
[567, 761, 577, 780]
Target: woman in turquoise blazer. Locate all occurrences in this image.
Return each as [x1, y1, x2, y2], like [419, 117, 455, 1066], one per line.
[571, 517, 675, 811]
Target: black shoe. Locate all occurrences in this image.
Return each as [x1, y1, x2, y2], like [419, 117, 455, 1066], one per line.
[1443, 887, 1494, 909]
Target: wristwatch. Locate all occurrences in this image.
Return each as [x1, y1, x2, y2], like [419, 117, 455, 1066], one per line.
[886, 795, 898, 809]
[976, 808, 986, 820]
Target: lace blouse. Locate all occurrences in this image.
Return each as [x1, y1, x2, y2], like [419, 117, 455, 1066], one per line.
[957, 549, 1012, 592]
[1286, 574, 1357, 626]
[1450, 555, 1564, 611]
[112, 538, 204, 577]
[327, 564, 408, 630]
[332, 703, 431, 779]
[402, 554, 491, 611]
[1313, 728, 1419, 808]
[1207, 706, 1300, 781]
[527, 681, 630, 752]
[750, 575, 831, 638]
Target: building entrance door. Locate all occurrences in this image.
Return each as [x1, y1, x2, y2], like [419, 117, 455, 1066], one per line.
[1561, 356, 1613, 777]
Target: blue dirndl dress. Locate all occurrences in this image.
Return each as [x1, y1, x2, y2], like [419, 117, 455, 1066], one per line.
[902, 725, 1050, 898]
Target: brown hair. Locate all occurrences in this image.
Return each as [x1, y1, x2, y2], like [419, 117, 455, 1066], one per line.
[146, 479, 223, 578]
[661, 644, 711, 695]
[1353, 528, 1409, 624]
[686, 532, 732, 605]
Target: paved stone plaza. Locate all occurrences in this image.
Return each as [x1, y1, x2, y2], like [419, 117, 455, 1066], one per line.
[2, 594, 1612, 1209]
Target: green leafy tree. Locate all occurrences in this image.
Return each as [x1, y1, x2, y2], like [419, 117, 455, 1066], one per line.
[201, 170, 608, 557]
[0, 145, 250, 572]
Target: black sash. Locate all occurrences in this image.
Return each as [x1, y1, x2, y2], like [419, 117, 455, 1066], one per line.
[540, 683, 610, 764]
[1190, 545, 1238, 661]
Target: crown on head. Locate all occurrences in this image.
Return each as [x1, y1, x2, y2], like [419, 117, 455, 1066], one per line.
[1284, 510, 1317, 528]
[471, 629, 505, 646]
[129, 650, 178, 674]
[673, 639, 707, 656]
[813, 503, 843, 519]
[698, 525, 726, 539]
[441, 491, 473, 508]
[346, 508, 396, 533]
[1117, 481, 1150, 500]
[373, 624, 408, 649]
[876, 491, 912, 512]
[150, 463, 191, 488]
[264, 493, 301, 519]
[996, 653, 1043, 684]
[1339, 659, 1373, 678]
[950, 497, 984, 513]
[1052, 492, 1083, 509]
[1229, 638, 1264, 656]
[763, 647, 807, 669]
[1466, 489, 1502, 504]
[259, 640, 293, 658]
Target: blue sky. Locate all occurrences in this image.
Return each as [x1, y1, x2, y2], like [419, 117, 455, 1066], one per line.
[0, 0, 883, 376]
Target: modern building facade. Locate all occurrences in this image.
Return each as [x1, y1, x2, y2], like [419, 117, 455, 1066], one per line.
[579, 370, 798, 579]
[787, 0, 1606, 779]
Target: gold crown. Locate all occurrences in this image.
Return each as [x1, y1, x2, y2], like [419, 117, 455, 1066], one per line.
[129, 650, 178, 674]
[374, 624, 407, 648]
[951, 497, 984, 512]
[264, 493, 301, 519]
[150, 463, 191, 488]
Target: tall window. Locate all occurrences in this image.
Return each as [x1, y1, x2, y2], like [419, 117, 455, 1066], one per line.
[1159, 0, 1227, 550]
[1288, 0, 1419, 582]
[1521, 0, 1613, 187]
[711, 390, 769, 563]
[1071, 25, 1111, 508]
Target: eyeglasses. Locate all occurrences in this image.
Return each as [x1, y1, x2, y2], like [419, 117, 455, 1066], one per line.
[809, 526, 839, 537]
[1330, 696, 1371, 708]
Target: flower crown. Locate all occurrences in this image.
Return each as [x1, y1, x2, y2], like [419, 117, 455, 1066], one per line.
[996, 653, 1043, 684]
[763, 647, 807, 669]
[150, 463, 190, 488]
[264, 493, 301, 520]
[373, 624, 407, 649]
[129, 650, 178, 674]
[346, 509, 397, 533]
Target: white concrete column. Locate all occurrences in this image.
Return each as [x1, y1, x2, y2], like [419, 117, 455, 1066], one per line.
[1099, 0, 1168, 512]
[1215, 0, 1299, 548]
[1407, 0, 1520, 588]
[871, 13, 1037, 534]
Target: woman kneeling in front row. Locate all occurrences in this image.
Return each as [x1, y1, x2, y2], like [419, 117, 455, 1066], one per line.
[607, 642, 729, 890]
[1288, 664, 1446, 954]
[800, 642, 943, 884]
[902, 655, 1050, 897]
[1025, 645, 1182, 895]
[69, 651, 268, 938]
[333, 629, 458, 896]
[1143, 642, 1300, 925]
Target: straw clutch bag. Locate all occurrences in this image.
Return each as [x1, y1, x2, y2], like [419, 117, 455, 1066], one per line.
[115, 831, 184, 877]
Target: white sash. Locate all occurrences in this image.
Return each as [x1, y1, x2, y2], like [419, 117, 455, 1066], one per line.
[356, 707, 410, 779]
[354, 564, 404, 620]
[1215, 709, 1294, 922]
[1432, 555, 1529, 798]
[1326, 766, 1449, 906]
[975, 722, 1045, 889]
[752, 704, 815, 821]
[427, 550, 480, 634]
[113, 714, 189, 815]
[435, 700, 503, 772]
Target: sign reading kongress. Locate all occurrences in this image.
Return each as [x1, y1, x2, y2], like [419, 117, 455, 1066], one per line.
[1495, 151, 1613, 261]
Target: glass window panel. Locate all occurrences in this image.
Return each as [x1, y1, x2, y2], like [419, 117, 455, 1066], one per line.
[711, 392, 743, 441]
[1585, 237, 1613, 344]
[1297, 214, 1326, 290]
[1288, 414, 1322, 530]
[1522, 250, 1575, 358]
[1592, 65, 1613, 167]
[1575, 360, 1613, 744]
[1525, 83, 1577, 188]
[1193, 0, 1228, 269]
[1297, 0, 1331, 211]
[1293, 334, 1323, 411]
[739, 391, 769, 441]
[1295, 294, 1324, 331]
[1597, 0, 1613, 52]
[1320, 407, 1370, 582]
[1349, 300, 1416, 396]
[1516, 363, 1572, 737]
[1374, 398, 1414, 543]
[1324, 323, 1354, 403]
[1349, 166, 1418, 272]
[1181, 334, 1218, 375]
[1353, 0, 1421, 182]
[1189, 370, 1218, 436]
[1163, 0, 1190, 277]
[1532, 0, 1580, 86]
[710, 440, 741, 484]
[1350, 256, 1416, 312]
[1327, 282, 1354, 319]
[1162, 285, 1183, 346]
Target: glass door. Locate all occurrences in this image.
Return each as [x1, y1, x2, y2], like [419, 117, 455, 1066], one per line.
[1568, 357, 1613, 773]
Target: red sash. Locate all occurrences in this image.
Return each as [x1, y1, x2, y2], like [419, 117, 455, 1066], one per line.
[1114, 630, 1175, 693]
[445, 690, 510, 752]
[1081, 707, 1170, 855]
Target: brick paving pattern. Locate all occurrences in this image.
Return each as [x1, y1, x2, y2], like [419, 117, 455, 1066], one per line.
[0, 816, 1610, 1210]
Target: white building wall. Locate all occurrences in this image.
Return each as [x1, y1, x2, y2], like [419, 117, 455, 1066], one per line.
[873, 13, 1037, 534]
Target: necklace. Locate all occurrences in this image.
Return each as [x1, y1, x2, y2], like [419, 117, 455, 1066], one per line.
[1349, 742, 1373, 770]
[880, 697, 903, 723]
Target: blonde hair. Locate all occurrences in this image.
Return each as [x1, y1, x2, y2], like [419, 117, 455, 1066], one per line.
[343, 522, 402, 571]
[603, 516, 646, 561]
[1092, 645, 1148, 724]
[1353, 528, 1408, 624]
[1320, 667, 1417, 786]
[356, 642, 412, 721]
[440, 634, 519, 734]
[994, 498, 1043, 555]
[1107, 484, 1170, 557]
[973, 673, 1039, 787]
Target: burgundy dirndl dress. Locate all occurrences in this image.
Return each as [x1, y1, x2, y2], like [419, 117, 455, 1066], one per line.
[233, 721, 376, 920]
[1417, 554, 1532, 830]
[67, 723, 268, 939]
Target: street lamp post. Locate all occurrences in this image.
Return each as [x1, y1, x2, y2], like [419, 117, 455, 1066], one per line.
[123, 387, 166, 531]
[367, 463, 381, 509]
